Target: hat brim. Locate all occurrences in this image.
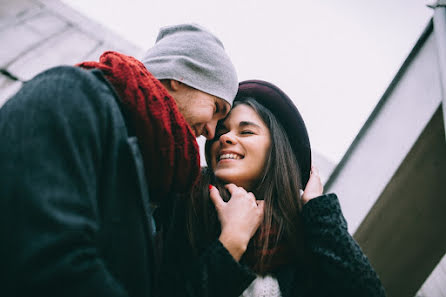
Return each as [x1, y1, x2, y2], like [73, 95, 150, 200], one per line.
[235, 80, 311, 188]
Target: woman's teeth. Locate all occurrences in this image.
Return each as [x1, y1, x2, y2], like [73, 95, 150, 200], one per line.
[219, 153, 242, 160]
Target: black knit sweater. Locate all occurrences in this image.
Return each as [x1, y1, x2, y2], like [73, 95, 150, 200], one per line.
[159, 194, 386, 297]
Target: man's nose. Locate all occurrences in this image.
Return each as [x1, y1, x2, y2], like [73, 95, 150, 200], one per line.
[203, 122, 217, 140]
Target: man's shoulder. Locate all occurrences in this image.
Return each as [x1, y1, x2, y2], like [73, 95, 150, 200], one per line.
[31, 65, 111, 93]
[11, 65, 117, 109]
[2, 65, 122, 128]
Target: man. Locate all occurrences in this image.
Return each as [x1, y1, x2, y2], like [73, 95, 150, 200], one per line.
[0, 24, 237, 297]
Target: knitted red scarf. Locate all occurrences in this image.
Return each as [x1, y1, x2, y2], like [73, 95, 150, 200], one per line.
[242, 224, 294, 275]
[78, 51, 200, 201]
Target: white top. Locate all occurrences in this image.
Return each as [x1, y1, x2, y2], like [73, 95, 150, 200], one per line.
[240, 274, 282, 297]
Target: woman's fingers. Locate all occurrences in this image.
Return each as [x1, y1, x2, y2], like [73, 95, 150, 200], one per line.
[224, 183, 246, 195]
[216, 186, 264, 261]
[311, 166, 320, 176]
[302, 166, 324, 204]
[256, 200, 265, 215]
[224, 184, 257, 204]
[209, 185, 225, 210]
[245, 192, 257, 206]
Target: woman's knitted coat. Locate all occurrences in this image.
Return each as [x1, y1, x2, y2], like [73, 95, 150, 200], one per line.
[159, 193, 386, 297]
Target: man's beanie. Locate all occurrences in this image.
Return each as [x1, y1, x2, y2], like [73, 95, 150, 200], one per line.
[142, 23, 238, 105]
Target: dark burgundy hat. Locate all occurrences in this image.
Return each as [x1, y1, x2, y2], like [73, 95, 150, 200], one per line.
[235, 80, 311, 188]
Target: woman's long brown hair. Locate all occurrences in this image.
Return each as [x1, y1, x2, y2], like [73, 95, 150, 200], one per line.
[186, 97, 307, 271]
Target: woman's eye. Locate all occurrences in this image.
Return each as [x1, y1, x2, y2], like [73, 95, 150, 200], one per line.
[241, 130, 254, 135]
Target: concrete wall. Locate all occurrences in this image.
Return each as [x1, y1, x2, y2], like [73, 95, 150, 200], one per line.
[416, 254, 446, 297]
[325, 20, 446, 297]
[0, 0, 143, 107]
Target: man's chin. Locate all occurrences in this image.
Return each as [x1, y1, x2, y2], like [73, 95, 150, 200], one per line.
[190, 126, 199, 137]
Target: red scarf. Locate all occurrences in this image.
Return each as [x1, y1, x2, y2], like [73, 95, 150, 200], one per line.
[242, 225, 294, 275]
[78, 51, 200, 201]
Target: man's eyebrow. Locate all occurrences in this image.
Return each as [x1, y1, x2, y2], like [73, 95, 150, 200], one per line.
[239, 121, 261, 128]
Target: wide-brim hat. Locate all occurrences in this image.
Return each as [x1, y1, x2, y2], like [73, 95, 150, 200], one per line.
[206, 80, 311, 188]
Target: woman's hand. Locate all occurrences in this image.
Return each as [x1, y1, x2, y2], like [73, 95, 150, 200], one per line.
[209, 184, 264, 261]
[301, 166, 324, 204]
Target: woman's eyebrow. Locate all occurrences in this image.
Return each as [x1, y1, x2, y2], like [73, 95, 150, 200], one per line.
[239, 121, 261, 128]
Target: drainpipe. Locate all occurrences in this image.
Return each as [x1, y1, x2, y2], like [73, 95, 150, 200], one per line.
[430, 0, 446, 137]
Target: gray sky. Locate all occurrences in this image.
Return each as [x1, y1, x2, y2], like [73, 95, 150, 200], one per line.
[62, 0, 432, 163]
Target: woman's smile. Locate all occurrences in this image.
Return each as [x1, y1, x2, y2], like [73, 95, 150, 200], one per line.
[211, 104, 271, 190]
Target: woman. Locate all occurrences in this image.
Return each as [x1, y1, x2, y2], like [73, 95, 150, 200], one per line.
[159, 80, 386, 297]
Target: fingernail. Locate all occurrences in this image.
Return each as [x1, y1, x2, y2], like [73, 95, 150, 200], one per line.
[208, 184, 213, 190]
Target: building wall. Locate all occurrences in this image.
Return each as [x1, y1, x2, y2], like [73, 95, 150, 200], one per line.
[0, 0, 143, 107]
[416, 254, 446, 297]
[325, 20, 446, 297]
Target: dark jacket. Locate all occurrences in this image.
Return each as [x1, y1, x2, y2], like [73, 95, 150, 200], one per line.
[0, 66, 155, 297]
[160, 193, 386, 297]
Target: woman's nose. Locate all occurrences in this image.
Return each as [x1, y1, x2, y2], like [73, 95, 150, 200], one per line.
[219, 132, 237, 145]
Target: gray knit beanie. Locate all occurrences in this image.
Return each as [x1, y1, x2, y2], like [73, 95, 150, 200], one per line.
[142, 23, 238, 105]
